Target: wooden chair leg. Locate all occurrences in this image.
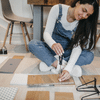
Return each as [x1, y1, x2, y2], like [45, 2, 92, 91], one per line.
[9, 22, 14, 44]
[2, 23, 11, 47]
[96, 33, 100, 43]
[24, 23, 31, 41]
[20, 23, 29, 51]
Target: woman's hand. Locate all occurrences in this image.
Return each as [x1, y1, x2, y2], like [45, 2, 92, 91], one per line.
[58, 70, 71, 82]
[51, 43, 64, 55]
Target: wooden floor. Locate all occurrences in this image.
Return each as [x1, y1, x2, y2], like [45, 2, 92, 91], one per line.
[0, 43, 100, 100]
[0, 25, 100, 100]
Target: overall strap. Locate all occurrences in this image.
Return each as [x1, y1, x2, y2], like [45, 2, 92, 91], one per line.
[57, 4, 62, 22]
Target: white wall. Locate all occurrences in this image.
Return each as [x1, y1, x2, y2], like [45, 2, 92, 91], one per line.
[0, 0, 100, 46]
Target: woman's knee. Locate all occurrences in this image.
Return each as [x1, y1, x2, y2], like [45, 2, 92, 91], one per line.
[77, 51, 94, 66]
[28, 40, 36, 50]
[85, 51, 94, 64]
[28, 39, 43, 51]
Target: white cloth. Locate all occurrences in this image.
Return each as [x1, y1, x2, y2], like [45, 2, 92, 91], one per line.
[43, 4, 82, 73]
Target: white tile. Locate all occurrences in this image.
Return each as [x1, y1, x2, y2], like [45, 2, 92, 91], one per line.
[10, 74, 28, 85]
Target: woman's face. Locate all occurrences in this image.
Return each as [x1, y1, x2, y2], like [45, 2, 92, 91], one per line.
[74, 2, 94, 20]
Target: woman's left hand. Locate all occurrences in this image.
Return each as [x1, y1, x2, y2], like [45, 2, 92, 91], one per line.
[58, 70, 71, 82]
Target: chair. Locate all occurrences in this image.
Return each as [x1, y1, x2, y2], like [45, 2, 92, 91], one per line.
[1, 0, 33, 51]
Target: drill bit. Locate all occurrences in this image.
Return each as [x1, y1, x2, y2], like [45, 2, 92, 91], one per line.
[59, 55, 63, 77]
[58, 55, 63, 82]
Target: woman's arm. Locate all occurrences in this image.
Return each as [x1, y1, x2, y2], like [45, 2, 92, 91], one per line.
[59, 45, 82, 81]
[64, 45, 82, 73]
[43, 5, 64, 55]
[43, 5, 59, 48]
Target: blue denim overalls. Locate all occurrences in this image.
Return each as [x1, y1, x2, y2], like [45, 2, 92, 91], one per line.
[28, 4, 94, 67]
[52, 4, 77, 50]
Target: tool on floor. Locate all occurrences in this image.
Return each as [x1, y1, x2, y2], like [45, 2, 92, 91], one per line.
[0, 46, 7, 54]
[84, 98, 100, 100]
[76, 77, 100, 100]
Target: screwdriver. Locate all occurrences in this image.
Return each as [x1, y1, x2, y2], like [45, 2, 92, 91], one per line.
[59, 55, 63, 73]
[58, 55, 63, 82]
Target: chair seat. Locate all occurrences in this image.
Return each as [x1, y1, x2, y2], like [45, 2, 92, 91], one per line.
[4, 13, 33, 23]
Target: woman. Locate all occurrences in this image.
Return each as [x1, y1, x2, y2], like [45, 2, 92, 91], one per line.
[28, 0, 99, 82]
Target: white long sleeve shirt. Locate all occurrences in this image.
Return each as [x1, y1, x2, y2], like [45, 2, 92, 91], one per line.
[43, 4, 82, 73]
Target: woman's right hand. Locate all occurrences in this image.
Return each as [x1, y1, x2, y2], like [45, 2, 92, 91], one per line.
[58, 70, 71, 82]
[51, 43, 64, 55]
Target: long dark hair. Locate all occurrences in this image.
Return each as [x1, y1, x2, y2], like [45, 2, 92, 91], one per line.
[70, 0, 99, 50]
